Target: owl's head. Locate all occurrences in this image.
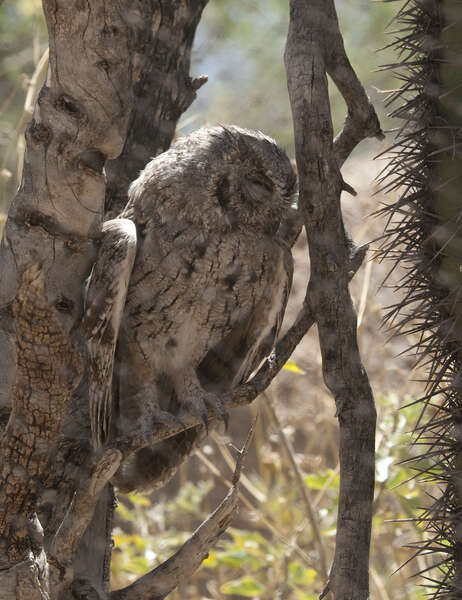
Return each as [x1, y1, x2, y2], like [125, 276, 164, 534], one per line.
[126, 125, 297, 236]
[209, 126, 298, 234]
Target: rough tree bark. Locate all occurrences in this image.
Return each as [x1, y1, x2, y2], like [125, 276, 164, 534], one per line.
[284, 2, 383, 598]
[0, 1, 382, 599]
[0, 2, 215, 598]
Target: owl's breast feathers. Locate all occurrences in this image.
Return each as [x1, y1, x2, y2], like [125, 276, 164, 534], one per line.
[122, 226, 291, 378]
[118, 125, 296, 388]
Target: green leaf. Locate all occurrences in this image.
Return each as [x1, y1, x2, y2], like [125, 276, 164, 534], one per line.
[220, 577, 265, 597]
[304, 469, 339, 491]
[229, 528, 269, 549]
[216, 550, 265, 571]
[295, 592, 319, 600]
[113, 534, 146, 551]
[132, 535, 148, 550]
[122, 556, 150, 575]
[283, 361, 306, 375]
[166, 480, 213, 517]
[159, 532, 191, 549]
[116, 503, 135, 521]
[289, 561, 317, 585]
[128, 492, 151, 507]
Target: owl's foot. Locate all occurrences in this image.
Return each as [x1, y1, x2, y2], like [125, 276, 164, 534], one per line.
[179, 390, 228, 433]
[151, 406, 186, 435]
[213, 396, 229, 430]
[176, 369, 228, 433]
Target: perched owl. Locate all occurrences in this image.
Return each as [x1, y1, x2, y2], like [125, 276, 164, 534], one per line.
[84, 126, 297, 490]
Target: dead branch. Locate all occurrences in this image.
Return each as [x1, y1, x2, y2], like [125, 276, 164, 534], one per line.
[48, 449, 122, 576]
[110, 424, 254, 600]
[264, 394, 329, 582]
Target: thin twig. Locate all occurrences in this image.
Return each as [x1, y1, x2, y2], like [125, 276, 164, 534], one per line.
[211, 431, 266, 503]
[357, 258, 373, 328]
[263, 393, 329, 582]
[313, 464, 340, 509]
[110, 423, 254, 600]
[195, 448, 314, 568]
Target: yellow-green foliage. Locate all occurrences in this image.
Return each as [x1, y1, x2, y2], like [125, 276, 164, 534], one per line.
[112, 395, 432, 600]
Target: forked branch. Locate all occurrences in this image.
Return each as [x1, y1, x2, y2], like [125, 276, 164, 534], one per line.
[284, 1, 381, 599]
[110, 424, 254, 600]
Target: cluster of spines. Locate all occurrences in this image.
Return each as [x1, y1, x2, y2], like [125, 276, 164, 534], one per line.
[377, 0, 462, 597]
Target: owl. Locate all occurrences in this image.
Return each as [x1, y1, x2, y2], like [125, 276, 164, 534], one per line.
[84, 126, 297, 490]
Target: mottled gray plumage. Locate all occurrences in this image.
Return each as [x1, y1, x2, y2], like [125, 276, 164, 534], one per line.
[84, 219, 137, 447]
[85, 125, 296, 489]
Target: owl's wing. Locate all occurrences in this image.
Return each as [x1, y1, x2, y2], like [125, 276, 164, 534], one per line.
[198, 242, 293, 390]
[238, 244, 294, 384]
[83, 218, 137, 447]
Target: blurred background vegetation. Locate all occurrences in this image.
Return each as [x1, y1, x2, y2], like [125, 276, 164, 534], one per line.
[1, 1, 437, 599]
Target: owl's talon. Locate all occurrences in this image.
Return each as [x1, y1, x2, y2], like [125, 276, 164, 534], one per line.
[214, 398, 229, 430]
[195, 400, 210, 434]
[181, 391, 226, 434]
[202, 414, 209, 435]
[151, 407, 185, 434]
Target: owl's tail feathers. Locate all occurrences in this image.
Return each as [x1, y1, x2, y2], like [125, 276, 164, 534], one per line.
[86, 339, 116, 448]
[83, 218, 137, 448]
[89, 376, 112, 448]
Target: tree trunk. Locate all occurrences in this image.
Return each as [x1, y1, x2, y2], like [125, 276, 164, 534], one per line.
[0, 1, 208, 597]
[285, 2, 382, 598]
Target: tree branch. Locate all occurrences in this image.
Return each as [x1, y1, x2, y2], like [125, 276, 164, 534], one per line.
[48, 449, 122, 585]
[104, 0, 209, 218]
[284, 1, 379, 599]
[110, 423, 254, 600]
